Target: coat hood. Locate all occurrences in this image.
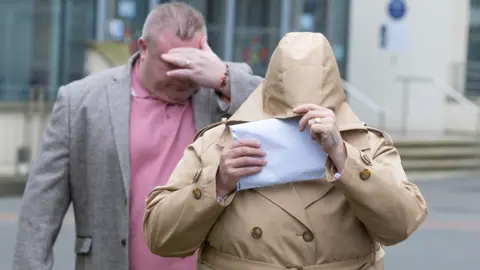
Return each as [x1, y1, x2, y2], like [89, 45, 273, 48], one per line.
[229, 32, 363, 130]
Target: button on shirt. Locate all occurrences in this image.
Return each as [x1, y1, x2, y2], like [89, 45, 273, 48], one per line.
[128, 62, 198, 270]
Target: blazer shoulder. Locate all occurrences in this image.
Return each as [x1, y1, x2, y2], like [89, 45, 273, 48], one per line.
[61, 65, 127, 100]
[224, 61, 253, 74]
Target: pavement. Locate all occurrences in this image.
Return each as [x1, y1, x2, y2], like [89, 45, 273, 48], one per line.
[1, 174, 479, 269]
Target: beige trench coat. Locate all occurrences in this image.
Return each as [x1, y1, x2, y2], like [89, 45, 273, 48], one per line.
[143, 32, 428, 270]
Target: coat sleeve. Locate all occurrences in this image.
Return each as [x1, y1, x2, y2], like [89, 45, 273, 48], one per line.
[214, 62, 263, 116]
[326, 129, 428, 246]
[13, 87, 71, 270]
[143, 135, 231, 257]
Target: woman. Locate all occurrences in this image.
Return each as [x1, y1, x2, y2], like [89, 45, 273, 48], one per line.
[142, 32, 427, 270]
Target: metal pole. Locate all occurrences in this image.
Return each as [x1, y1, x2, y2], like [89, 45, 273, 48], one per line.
[325, 0, 333, 39]
[223, 0, 236, 61]
[279, 0, 291, 37]
[149, 0, 159, 10]
[49, 0, 61, 101]
[96, 0, 107, 41]
[62, 0, 72, 84]
[401, 79, 409, 136]
[379, 111, 386, 131]
[3, 13, 14, 100]
[476, 110, 480, 137]
[38, 88, 46, 142]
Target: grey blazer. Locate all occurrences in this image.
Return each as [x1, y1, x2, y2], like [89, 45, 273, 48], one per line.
[13, 53, 263, 270]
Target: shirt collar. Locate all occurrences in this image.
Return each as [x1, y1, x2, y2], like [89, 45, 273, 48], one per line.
[130, 60, 154, 99]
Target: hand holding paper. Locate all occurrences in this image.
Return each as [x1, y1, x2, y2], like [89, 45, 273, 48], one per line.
[227, 117, 329, 191]
[293, 104, 348, 172]
[216, 139, 267, 196]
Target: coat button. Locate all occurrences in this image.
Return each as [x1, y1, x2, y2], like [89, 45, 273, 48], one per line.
[251, 227, 263, 239]
[192, 188, 202, 199]
[121, 239, 127, 247]
[302, 231, 314, 242]
[359, 169, 371, 180]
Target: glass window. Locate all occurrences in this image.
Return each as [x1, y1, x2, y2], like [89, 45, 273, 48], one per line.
[180, 0, 227, 57]
[291, 0, 328, 33]
[58, 0, 96, 99]
[104, 0, 150, 54]
[466, 0, 480, 96]
[0, 0, 95, 102]
[290, 0, 350, 78]
[233, 0, 281, 76]
[0, 1, 39, 101]
[468, 0, 480, 61]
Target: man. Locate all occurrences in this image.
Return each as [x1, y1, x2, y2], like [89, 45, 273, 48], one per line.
[13, 2, 262, 270]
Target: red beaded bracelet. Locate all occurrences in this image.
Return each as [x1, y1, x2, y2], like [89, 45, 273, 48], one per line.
[215, 65, 229, 92]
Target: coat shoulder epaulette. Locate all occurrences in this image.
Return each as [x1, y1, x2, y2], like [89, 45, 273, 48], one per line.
[193, 120, 228, 142]
[366, 126, 393, 146]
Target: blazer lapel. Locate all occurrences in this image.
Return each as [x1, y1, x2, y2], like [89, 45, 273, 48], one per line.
[105, 55, 137, 197]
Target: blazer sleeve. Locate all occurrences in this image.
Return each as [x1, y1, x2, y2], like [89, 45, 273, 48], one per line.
[215, 62, 263, 116]
[326, 130, 428, 246]
[143, 135, 227, 257]
[13, 87, 72, 270]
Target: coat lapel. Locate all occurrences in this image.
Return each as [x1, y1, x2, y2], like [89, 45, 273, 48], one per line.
[294, 180, 334, 208]
[105, 56, 136, 197]
[254, 184, 315, 232]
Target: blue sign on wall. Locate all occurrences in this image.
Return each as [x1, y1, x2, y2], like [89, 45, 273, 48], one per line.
[387, 0, 407, 20]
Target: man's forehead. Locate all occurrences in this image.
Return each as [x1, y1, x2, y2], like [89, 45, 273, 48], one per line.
[154, 31, 203, 53]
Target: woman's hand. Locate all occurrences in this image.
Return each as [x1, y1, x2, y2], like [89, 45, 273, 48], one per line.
[293, 104, 347, 171]
[216, 139, 267, 196]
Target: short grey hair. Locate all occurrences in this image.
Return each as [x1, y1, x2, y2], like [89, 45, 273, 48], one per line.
[141, 2, 207, 43]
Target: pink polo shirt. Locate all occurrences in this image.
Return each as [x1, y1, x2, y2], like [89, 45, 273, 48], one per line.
[128, 62, 198, 270]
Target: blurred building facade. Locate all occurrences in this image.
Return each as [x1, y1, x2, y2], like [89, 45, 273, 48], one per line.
[0, 0, 350, 102]
[0, 0, 479, 178]
[0, 0, 350, 176]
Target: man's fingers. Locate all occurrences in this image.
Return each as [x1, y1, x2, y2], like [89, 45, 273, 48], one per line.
[166, 47, 200, 55]
[166, 69, 194, 79]
[160, 54, 186, 66]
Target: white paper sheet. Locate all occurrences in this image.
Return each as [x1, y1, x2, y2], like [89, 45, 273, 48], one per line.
[229, 118, 328, 191]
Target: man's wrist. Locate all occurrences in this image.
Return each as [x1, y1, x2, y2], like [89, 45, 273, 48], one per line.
[215, 64, 230, 98]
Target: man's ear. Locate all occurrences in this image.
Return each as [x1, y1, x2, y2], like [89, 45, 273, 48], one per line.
[138, 38, 148, 59]
[200, 35, 211, 51]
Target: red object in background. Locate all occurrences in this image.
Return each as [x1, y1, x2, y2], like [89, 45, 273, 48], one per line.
[129, 39, 137, 55]
[240, 35, 270, 65]
[259, 47, 268, 62]
[123, 26, 138, 55]
[242, 49, 249, 62]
